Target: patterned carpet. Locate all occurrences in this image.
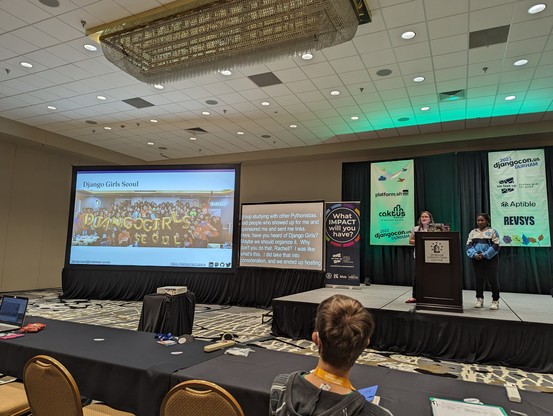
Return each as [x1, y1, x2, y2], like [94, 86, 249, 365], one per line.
[4, 288, 553, 393]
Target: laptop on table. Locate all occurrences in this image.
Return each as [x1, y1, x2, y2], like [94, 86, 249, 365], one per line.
[0, 295, 29, 333]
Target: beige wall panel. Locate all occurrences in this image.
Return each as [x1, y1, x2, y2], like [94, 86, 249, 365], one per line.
[37, 153, 73, 288]
[0, 142, 16, 290]
[241, 159, 342, 203]
[2, 146, 49, 291]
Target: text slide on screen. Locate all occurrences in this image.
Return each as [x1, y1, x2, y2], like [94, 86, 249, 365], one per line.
[239, 202, 324, 271]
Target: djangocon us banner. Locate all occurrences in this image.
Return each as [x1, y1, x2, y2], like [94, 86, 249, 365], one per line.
[488, 149, 550, 247]
[370, 160, 414, 246]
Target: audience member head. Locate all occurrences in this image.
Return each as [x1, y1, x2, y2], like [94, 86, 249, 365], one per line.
[313, 294, 374, 370]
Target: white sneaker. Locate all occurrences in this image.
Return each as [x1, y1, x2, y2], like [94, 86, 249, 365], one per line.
[490, 301, 499, 310]
[475, 298, 483, 308]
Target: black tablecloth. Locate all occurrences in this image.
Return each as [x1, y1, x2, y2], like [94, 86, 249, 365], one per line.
[138, 291, 195, 336]
[0, 317, 222, 416]
[171, 347, 553, 416]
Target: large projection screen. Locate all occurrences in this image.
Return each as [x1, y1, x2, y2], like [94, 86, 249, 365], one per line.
[65, 165, 240, 270]
[240, 201, 325, 271]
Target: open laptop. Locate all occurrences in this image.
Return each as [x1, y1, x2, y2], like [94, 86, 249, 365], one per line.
[0, 295, 29, 333]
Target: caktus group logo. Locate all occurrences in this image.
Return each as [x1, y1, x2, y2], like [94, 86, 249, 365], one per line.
[378, 204, 405, 217]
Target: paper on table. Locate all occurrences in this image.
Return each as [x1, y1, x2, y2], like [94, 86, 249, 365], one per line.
[0, 375, 17, 385]
[358, 385, 378, 402]
[430, 397, 508, 416]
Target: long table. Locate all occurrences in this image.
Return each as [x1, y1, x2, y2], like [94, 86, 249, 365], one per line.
[0, 317, 223, 416]
[2, 318, 551, 416]
[171, 347, 553, 416]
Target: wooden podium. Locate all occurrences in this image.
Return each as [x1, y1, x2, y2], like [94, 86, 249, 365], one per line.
[415, 231, 463, 313]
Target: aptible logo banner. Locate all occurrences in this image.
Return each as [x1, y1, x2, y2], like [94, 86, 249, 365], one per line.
[370, 159, 414, 246]
[488, 149, 550, 247]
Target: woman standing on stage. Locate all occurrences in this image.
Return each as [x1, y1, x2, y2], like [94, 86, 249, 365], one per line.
[405, 210, 434, 303]
[466, 213, 501, 310]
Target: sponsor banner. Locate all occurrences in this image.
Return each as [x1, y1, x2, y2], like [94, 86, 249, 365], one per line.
[325, 202, 361, 286]
[489, 149, 550, 247]
[370, 159, 415, 246]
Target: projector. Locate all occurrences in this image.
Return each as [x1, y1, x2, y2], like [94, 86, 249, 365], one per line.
[156, 286, 187, 296]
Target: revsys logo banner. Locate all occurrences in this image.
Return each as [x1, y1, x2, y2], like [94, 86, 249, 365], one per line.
[488, 149, 550, 247]
[370, 159, 414, 246]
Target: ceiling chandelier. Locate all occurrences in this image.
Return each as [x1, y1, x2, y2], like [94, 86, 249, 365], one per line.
[90, 0, 370, 85]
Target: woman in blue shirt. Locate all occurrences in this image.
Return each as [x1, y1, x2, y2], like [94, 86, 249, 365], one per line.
[466, 213, 500, 310]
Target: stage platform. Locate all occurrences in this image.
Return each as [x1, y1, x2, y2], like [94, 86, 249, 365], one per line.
[271, 285, 553, 373]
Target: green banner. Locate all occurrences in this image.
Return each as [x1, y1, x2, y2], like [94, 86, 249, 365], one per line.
[370, 159, 414, 246]
[488, 149, 551, 247]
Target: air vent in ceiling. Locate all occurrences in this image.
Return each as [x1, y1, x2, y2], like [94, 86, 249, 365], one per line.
[185, 127, 208, 134]
[469, 25, 510, 49]
[122, 97, 155, 108]
[248, 72, 283, 87]
[439, 90, 465, 102]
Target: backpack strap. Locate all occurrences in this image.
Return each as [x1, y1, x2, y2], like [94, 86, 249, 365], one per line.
[270, 373, 291, 415]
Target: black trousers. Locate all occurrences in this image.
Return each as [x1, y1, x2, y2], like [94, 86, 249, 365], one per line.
[472, 255, 500, 301]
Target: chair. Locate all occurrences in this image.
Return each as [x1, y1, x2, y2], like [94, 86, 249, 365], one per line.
[23, 355, 134, 416]
[0, 381, 30, 416]
[161, 380, 244, 416]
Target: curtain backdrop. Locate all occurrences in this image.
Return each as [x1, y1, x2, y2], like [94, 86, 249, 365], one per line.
[343, 146, 553, 294]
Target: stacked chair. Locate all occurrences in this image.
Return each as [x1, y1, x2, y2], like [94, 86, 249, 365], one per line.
[23, 355, 134, 416]
[161, 380, 244, 416]
[0, 380, 30, 416]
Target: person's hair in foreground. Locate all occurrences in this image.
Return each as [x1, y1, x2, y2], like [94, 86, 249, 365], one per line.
[270, 294, 392, 416]
[315, 294, 375, 369]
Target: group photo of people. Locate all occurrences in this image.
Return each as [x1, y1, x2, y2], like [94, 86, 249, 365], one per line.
[71, 196, 231, 249]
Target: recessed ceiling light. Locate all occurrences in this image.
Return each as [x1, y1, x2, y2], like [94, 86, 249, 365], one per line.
[513, 59, 528, 66]
[47, 105, 56, 110]
[201, 111, 210, 115]
[528, 4, 546, 14]
[351, 116, 359, 120]
[237, 131, 244, 135]
[20, 62, 33, 68]
[413, 76, 425, 83]
[505, 95, 516, 101]
[330, 90, 340, 96]
[401, 31, 416, 40]
[289, 124, 297, 128]
[190, 137, 197, 141]
[150, 119, 158, 123]
[301, 52, 313, 60]
[261, 101, 270, 106]
[84, 44, 97, 51]
[96, 95, 107, 101]
[420, 106, 430, 111]
[220, 70, 232, 76]
[104, 126, 112, 130]
[398, 117, 410, 122]
[153, 84, 164, 90]
[147, 142, 155, 146]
